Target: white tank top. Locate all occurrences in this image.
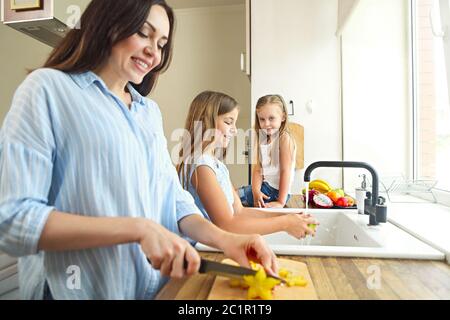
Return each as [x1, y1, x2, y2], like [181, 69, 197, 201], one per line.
[260, 138, 296, 193]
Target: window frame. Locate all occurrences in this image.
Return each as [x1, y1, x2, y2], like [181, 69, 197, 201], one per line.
[410, 0, 450, 203]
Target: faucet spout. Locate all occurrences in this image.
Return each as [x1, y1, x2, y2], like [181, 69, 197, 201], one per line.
[304, 161, 385, 226]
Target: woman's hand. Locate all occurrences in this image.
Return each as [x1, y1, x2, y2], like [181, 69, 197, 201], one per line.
[219, 233, 278, 277]
[266, 201, 285, 209]
[284, 213, 319, 239]
[253, 190, 270, 208]
[138, 219, 201, 279]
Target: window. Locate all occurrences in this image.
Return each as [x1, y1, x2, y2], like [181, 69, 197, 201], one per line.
[413, 0, 450, 192]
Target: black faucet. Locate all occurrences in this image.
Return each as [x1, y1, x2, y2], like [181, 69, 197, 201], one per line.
[304, 161, 387, 226]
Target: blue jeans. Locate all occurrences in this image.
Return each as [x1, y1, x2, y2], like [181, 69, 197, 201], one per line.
[238, 181, 291, 207]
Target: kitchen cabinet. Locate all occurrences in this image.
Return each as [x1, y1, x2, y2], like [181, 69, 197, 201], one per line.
[2, 0, 90, 47]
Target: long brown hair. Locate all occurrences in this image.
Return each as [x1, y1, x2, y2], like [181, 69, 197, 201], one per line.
[253, 94, 292, 167]
[177, 91, 239, 190]
[43, 0, 175, 96]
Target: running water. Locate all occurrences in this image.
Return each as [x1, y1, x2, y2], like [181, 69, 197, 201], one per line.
[302, 181, 311, 246]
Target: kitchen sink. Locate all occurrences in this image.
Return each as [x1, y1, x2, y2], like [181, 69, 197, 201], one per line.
[195, 209, 445, 260]
[262, 210, 381, 248]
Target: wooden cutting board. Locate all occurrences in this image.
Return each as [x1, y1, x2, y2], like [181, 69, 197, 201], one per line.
[207, 258, 318, 300]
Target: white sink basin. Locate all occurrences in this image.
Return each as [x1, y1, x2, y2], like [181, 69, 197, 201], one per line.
[196, 209, 445, 260]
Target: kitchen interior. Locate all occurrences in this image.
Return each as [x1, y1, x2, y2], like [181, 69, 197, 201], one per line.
[1, 0, 450, 300]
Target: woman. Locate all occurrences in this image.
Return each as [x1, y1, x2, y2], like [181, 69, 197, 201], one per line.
[0, 0, 277, 300]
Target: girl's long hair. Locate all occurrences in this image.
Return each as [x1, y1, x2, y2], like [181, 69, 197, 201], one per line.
[253, 95, 292, 167]
[42, 0, 175, 96]
[177, 91, 238, 190]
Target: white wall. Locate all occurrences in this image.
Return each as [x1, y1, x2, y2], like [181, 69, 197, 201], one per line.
[151, 5, 251, 187]
[251, 0, 342, 192]
[341, 0, 410, 192]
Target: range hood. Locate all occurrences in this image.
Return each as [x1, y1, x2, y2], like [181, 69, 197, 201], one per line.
[1, 0, 86, 48]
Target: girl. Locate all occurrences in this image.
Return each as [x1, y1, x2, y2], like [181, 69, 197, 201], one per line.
[0, 0, 277, 300]
[238, 95, 296, 208]
[177, 91, 317, 238]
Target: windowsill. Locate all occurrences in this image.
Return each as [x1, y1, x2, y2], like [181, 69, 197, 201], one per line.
[386, 197, 450, 264]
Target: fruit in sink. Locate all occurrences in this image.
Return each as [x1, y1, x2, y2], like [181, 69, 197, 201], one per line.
[312, 194, 334, 209]
[335, 197, 349, 207]
[308, 180, 332, 194]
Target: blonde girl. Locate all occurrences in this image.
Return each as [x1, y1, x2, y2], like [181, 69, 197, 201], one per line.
[238, 95, 296, 208]
[177, 91, 317, 239]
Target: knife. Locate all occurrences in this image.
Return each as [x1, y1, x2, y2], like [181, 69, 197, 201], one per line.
[147, 257, 286, 283]
[198, 258, 286, 284]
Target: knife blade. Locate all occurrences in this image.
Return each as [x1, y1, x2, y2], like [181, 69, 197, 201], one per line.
[198, 259, 286, 284]
[146, 258, 286, 283]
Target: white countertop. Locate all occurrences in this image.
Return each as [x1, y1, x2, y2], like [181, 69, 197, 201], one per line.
[387, 202, 450, 263]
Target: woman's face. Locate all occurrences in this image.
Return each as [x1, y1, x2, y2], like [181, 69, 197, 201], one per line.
[257, 103, 286, 136]
[215, 108, 239, 149]
[109, 5, 170, 84]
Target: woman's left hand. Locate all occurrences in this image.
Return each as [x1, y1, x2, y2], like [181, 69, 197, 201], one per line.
[219, 233, 278, 277]
[266, 201, 285, 209]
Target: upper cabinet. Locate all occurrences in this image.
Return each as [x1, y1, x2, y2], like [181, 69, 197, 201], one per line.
[2, 0, 89, 47]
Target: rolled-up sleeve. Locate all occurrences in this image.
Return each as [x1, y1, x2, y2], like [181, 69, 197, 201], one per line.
[0, 73, 56, 257]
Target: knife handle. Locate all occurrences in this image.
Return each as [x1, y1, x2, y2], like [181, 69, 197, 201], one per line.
[145, 258, 194, 272]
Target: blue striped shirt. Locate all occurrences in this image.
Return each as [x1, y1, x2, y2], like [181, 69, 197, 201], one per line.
[0, 68, 202, 299]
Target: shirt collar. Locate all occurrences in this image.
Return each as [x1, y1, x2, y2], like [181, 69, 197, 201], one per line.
[70, 71, 146, 106]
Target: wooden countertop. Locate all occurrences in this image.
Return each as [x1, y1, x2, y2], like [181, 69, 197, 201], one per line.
[156, 252, 450, 300]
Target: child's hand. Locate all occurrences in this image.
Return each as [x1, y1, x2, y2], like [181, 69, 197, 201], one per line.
[266, 201, 285, 209]
[284, 213, 319, 239]
[253, 191, 270, 208]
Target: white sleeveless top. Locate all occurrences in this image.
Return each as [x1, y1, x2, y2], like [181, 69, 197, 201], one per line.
[260, 138, 296, 193]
